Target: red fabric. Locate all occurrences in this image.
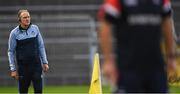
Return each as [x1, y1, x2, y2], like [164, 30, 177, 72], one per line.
[98, 5, 105, 19]
[163, 0, 170, 6]
[98, 0, 122, 19]
[104, 0, 121, 11]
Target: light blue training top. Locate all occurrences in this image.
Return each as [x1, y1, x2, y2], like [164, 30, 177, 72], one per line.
[8, 24, 48, 71]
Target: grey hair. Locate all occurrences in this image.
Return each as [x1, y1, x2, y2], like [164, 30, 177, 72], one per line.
[18, 9, 29, 19]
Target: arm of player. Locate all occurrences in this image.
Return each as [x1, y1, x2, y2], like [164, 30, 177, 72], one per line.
[99, 19, 118, 85]
[162, 16, 177, 73]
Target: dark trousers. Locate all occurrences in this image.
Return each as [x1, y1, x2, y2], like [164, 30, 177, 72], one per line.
[17, 59, 42, 94]
[115, 69, 168, 93]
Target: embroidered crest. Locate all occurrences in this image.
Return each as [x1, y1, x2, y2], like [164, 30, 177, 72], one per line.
[31, 31, 35, 35]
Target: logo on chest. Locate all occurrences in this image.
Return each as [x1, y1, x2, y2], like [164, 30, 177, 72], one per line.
[29, 30, 37, 37]
[124, 0, 138, 7]
[31, 31, 36, 36]
[127, 14, 162, 25]
[152, 0, 161, 5]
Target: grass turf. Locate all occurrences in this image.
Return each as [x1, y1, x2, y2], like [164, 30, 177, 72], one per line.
[0, 85, 110, 93]
[0, 85, 179, 93]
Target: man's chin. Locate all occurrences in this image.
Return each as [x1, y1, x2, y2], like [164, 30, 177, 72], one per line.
[25, 23, 30, 26]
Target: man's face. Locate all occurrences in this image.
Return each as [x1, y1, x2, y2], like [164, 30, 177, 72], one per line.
[19, 11, 30, 26]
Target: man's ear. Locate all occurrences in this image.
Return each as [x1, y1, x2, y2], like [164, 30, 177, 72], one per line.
[19, 18, 21, 22]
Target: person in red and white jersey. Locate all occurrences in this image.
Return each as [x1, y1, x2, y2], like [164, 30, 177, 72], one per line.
[98, 0, 177, 93]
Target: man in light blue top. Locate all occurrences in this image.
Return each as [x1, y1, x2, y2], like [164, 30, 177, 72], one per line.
[8, 9, 49, 94]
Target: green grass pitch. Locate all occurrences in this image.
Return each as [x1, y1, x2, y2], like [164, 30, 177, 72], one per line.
[0, 85, 179, 93]
[0, 85, 110, 93]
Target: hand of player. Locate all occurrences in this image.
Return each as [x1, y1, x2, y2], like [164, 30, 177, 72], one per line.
[42, 64, 49, 73]
[10, 71, 19, 80]
[167, 57, 177, 74]
[102, 58, 118, 85]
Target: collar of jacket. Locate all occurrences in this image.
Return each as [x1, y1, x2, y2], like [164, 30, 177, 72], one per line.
[19, 23, 32, 31]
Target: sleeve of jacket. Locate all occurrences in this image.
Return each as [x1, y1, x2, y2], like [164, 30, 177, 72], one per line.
[8, 30, 17, 71]
[36, 25, 48, 64]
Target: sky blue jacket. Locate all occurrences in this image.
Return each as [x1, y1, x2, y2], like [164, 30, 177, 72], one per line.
[8, 24, 48, 71]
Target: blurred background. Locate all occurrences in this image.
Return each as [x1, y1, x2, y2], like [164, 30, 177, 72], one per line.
[0, 0, 180, 93]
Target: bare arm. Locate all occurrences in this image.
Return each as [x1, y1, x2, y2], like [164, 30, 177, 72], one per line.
[99, 20, 114, 61]
[162, 16, 176, 58]
[99, 19, 118, 84]
[162, 16, 177, 72]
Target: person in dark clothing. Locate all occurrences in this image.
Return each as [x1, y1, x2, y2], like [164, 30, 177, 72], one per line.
[98, 0, 177, 93]
[8, 9, 49, 94]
